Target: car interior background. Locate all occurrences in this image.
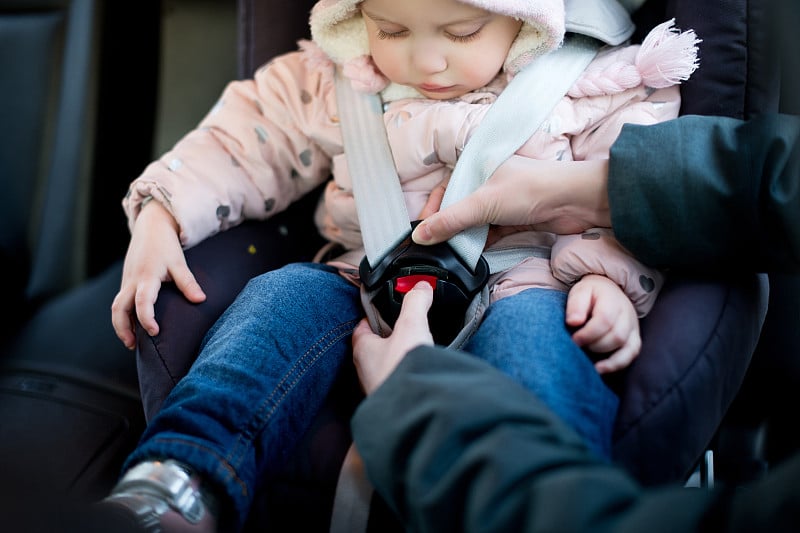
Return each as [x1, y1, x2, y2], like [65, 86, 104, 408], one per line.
[0, 0, 236, 526]
[0, 0, 797, 531]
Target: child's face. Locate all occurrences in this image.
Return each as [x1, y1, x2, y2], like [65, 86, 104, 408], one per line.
[360, 0, 522, 100]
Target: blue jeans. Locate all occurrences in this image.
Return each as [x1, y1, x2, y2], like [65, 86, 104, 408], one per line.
[126, 267, 616, 529]
[124, 263, 362, 530]
[464, 288, 619, 459]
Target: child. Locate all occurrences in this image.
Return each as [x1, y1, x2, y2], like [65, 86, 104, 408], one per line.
[106, 0, 699, 530]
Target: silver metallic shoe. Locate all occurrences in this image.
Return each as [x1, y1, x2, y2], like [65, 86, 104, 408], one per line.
[97, 460, 218, 533]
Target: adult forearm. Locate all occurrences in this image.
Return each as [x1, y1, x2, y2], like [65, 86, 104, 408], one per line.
[351, 347, 712, 532]
[608, 114, 800, 272]
[412, 157, 610, 245]
[491, 156, 612, 232]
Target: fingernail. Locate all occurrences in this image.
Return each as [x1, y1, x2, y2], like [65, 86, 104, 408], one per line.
[412, 222, 431, 244]
[415, 280, 434, 291]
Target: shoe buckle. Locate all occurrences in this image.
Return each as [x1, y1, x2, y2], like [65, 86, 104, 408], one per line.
[115, 460, 207, 524]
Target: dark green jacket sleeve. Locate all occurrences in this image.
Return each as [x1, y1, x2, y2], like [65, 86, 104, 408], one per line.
[608, 114, 800, 272]
[351, 345, 800, 533]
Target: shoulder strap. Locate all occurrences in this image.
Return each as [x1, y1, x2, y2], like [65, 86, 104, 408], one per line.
[335, 34, 600, 272]
[439, 33, 600, 270]
[334, 73, 410, 269]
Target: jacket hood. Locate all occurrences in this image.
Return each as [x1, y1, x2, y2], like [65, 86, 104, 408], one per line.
[309, 0, 566, 75]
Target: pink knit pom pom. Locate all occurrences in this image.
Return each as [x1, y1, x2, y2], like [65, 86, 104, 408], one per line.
[635, 19, 701, 88]
[567, 19, 700, 98]
[342, 55, 390, 94]
[567, 62, 641, 98]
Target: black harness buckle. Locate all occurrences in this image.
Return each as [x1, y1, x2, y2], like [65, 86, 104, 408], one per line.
[359, 221, 490, 345]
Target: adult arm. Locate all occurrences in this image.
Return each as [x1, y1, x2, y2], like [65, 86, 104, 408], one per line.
[351, 284, 701, 532]
[608, 113, 800, 271]
[351, 344, 800, 532]
[351, 279, 800, 532]
[413, 113, 800, 273]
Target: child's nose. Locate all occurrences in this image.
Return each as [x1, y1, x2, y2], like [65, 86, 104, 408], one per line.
[411, 42, 447, 74]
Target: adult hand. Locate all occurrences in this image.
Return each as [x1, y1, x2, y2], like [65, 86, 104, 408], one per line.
[412, 156, 611, 245]
[110, 201, 206, 350]
[352, 281, 435, 394]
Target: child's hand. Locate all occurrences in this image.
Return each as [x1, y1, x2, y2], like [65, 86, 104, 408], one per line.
[110, 201, 206, 350]
[416, 175, 449, 220]
[565, 274, 641, 374]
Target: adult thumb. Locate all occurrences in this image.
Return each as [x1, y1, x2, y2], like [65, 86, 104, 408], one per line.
[412, 198, 486, 245]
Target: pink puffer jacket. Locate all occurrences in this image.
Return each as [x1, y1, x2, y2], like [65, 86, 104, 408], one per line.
[123, 35, 690, 316]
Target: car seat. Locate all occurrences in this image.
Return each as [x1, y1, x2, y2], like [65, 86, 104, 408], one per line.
[125, 0, 779, 530]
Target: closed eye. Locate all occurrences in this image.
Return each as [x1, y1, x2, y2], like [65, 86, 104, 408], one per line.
[376, 26, 483, 42]
[376, 28, 408, 40]
[446, 27, 483, 43]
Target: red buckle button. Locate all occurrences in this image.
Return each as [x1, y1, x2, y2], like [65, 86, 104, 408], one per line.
[394, 275, 438, 293]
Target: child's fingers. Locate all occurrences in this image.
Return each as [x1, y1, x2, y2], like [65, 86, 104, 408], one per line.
[172, 264, 207, 304]
[133, 280, 162, 337]
[594, 334, 641, 374]
[565, 284, 592, 327]
[416, 176, 449, 220]
[580, 325, 622, 353]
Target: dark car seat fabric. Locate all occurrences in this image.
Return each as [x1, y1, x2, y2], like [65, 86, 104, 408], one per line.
[632, 0, 779, 119]
[137, 191, 326, 420]
[609, 0, 775, 484]
[132, 0, 771, 530]
[611, 275, 767, 482]
[683, 0, 800, 484]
